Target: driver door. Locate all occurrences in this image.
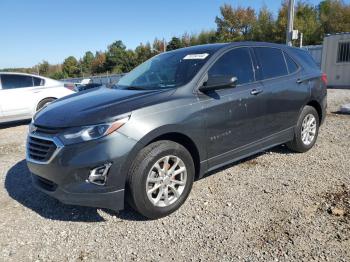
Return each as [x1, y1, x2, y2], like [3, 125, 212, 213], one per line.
[199, 47, 265, 169]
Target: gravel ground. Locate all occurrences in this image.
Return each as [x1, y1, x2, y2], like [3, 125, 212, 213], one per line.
[0, 89, 349, 261]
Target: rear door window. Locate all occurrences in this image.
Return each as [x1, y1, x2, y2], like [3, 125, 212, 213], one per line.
[253, 47, 288, 80]
[208, 47, 255, 85]
[1, 74, 34, 89]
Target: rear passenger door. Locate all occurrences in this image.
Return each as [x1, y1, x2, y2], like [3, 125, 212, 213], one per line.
[0, 74, 35, 119]
[253, 47, 307, 138]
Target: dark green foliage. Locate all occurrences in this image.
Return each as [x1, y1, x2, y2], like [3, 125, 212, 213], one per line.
[81, 51, 94, 75]
[319, 0, 350, 36]
[215, 4, 256, 41]
[62, 56, 81, 77]
[49, 71, 67, 80]
[252, 6, 277, 42]
[135, 42, 156, 64]
[166, 37, 184, 51]
[91, 52, 106, 74]
[294, 1, 320, 45]
[105, 41, 128, 73]
[38, 61, 49, 75]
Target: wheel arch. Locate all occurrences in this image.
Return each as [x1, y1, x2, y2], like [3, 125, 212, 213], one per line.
[146, 132, 201, 180]
[121, 127, 204, 186]
[306, 100, 323, 123]
[36, 97, 57, 111]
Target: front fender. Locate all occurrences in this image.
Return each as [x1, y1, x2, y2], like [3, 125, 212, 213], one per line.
[117, 123, 206, 186]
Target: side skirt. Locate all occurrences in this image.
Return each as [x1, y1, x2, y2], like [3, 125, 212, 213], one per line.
[199, 127, 294, 177]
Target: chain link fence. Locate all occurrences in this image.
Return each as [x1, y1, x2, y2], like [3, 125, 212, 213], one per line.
[61, 73, 126, 85]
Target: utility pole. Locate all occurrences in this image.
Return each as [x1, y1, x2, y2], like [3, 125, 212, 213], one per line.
[300, 32, 303, 48]
[163, 38, 166, 52]
[286, 0, 295, 46]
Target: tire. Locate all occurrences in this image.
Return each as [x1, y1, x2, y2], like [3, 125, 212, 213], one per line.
[36, 98, 55, 111]
[287, 105, 319, 153]
[127, 140, 195, 219]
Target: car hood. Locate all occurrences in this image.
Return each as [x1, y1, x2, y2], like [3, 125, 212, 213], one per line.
[34, 87, 175, 128]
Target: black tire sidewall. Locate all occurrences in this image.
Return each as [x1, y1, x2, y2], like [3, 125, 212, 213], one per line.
[129, 141, 195, 219]
[37, 98, 55, 111]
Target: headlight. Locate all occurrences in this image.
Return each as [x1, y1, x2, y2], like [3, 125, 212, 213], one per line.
[59, 116, 129, 144]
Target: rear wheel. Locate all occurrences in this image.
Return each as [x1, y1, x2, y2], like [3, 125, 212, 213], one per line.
[127, 141, 195, 219]
[37, 98, 55, 111]
[287, 105, 319, 153]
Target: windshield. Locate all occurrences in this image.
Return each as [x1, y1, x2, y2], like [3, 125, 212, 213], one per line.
[116, 49, 213, 90]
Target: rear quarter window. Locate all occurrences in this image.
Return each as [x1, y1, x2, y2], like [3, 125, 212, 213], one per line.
[284, 52, 299, 74]
[253, 47, 288, 80]
[33, 77, 45, 86]
[293, 49, 319, 69]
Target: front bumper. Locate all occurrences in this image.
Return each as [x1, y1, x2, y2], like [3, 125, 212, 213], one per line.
[26, 131, 137, 211]
[31, 174, 125, 210]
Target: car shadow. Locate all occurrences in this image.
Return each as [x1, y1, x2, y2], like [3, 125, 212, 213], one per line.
[268, 144, 294, 155]
[331, 110, 350, 115]
[0, 119, 31, 129]
[5, 159, 146, 222]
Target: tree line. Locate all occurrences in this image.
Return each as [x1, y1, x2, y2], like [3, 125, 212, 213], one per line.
[2, 0, 349, 79]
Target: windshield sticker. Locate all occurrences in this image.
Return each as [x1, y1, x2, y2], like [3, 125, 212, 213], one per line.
[183, 53, 209, 60]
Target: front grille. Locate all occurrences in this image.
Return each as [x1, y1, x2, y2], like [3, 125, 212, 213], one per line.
[34, 125, 64, 135]
[28, 136, 57, 162]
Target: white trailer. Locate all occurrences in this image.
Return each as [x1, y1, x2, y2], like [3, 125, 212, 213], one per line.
[321, 33, 350, 87]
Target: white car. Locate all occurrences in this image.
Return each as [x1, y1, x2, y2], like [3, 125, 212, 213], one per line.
[0, 72, 75, 123]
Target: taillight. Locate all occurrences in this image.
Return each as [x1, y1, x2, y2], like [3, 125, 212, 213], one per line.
[321, 73, 328, 86]
[64, 83, 76, 91]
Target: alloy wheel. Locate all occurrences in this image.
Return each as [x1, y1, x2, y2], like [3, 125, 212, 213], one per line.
[301, 113, 317, 146]
[146, 155, 187, 207]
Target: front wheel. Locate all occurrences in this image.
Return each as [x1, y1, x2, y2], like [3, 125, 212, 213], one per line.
[287, 105, 320, 153]
[127, 141, 195, 219]
[36, 98, 55, 111]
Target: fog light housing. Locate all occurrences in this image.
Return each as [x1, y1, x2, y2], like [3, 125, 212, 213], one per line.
[87, 163, 112, 186]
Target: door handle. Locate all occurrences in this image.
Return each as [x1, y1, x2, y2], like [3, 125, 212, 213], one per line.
[250, 88, 263, 96]
[296, 79, 303, 84]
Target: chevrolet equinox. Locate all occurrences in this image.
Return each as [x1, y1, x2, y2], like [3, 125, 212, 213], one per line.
[26, 42, 327, 219]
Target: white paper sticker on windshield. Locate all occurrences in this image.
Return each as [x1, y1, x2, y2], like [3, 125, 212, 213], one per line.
[183, 53, 209, 60]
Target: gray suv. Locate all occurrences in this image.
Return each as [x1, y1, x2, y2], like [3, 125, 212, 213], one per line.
[26, 42, 327, 219]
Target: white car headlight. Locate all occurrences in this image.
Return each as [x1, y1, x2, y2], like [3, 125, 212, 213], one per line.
[60, 116, 130, 144]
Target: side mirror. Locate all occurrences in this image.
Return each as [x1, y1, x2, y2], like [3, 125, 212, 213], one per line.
[199, 75, 238, 92]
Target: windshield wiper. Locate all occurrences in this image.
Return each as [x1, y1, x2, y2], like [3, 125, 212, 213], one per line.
[125, 86, 146, 90]
[116, 85, 146, 90]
